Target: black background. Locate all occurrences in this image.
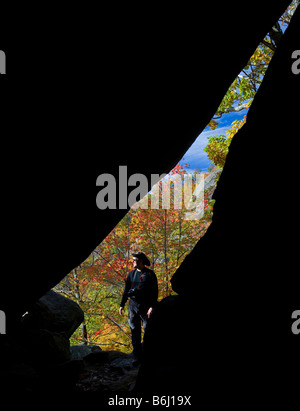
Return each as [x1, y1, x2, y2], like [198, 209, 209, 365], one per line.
[0, 1, 299, 406]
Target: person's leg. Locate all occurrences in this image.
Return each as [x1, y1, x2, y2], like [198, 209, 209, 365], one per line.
[140, 310, 148, 333]
[128, 300, 142, 358]
[139, 306, 149, 359]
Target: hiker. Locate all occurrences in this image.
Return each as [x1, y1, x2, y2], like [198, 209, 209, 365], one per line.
[119, 252, 158, 364]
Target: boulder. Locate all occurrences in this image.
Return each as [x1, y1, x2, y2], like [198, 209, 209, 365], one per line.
[22, 290, 84, 338]
[21, 329, 71, 366]
[70, 344, 102, 360]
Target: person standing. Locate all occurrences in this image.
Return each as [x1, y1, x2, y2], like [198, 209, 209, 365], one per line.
[119, 252, 158, 364]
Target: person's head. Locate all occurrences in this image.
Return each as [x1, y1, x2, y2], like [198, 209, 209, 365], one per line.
[132, 252, 150, 271]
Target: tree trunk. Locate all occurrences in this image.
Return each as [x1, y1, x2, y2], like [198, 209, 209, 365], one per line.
[73, 268, 88, 345]
[164, 209, 169, 296]
[177, 209, 182, 266]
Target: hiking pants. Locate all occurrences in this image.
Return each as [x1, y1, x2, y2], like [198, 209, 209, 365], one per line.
[128, 299, 149, 356]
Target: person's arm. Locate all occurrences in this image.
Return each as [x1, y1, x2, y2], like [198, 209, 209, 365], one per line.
[147, 271, 158, 318]
[151, 271, 158, 306]
[119, 272, 132, 311]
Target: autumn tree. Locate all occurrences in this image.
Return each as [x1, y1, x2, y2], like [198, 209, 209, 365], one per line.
[54, 164, 216, 349]
[54, 218, 134, 350]
[205, 2, 298, 169]
[128, 164, 215, 298]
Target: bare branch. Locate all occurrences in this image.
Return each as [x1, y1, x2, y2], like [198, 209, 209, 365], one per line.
[213, 102, 249, 119]
[106, 316, 131, 337]
[261, 39, 276, 52]
[223, 102, 249, 113]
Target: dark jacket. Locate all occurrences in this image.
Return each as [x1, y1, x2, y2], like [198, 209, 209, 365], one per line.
[120, 268, 158, 309]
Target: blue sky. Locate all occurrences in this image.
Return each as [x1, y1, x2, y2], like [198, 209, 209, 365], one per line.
[179, 108, 248, 172]
[178, 4, 293, 173]
[126, 7, 292, 200]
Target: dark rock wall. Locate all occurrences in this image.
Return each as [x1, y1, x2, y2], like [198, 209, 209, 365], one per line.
[139, 5, 300, 400]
